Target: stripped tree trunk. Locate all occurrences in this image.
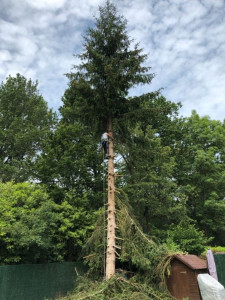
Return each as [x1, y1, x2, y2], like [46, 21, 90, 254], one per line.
[105, 115, 116, 279]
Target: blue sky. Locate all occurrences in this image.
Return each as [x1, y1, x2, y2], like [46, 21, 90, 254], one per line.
[1, 0, 225, 121]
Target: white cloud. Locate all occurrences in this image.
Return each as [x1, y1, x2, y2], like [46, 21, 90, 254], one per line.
[0, 0, 225, 120]
[25, 0, 67, 10]
[0, 50, 12, 62]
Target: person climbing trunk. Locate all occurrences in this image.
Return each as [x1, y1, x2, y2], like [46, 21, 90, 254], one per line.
[101, 132, 111, 158]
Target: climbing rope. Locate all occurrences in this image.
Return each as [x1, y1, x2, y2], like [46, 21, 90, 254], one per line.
[102, 150, 107, 278]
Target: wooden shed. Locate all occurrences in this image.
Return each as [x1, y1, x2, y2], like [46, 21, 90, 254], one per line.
[167, 254, 208, 300]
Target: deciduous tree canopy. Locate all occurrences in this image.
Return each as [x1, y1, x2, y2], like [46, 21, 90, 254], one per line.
[0, 74, 55, 182]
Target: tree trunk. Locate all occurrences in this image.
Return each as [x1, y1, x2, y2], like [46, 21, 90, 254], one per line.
[105, 115, 116, 279]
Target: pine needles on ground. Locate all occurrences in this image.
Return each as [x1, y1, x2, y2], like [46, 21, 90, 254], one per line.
[60, 275, 175, 300]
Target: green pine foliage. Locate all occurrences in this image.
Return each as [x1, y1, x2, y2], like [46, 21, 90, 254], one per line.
[64, 1, 153, 134]
[60, 275, 174, 300]
[83, 191, 182, 284]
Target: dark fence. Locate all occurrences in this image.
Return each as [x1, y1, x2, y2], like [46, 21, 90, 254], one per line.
[0, 261, 86, 300]
[214, 253, 225, 287]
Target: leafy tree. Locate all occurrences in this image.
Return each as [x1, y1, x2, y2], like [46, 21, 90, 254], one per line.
[0, 74, 55, 182]
[35, 121, 103, 204]
[174, 111, 225, 245]
[0, 182, 98, 264]
[166, 220, 211, 255]
[201, 200, 225, 245]
[35, 121, 104, 261]
[53, 190, 101, 262]
[0, 182, 58, 263]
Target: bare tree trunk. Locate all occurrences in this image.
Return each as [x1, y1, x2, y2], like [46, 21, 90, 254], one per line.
[105, 115, 116, 279]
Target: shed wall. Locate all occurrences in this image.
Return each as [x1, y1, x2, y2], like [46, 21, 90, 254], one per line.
[167, 259, 207, 300]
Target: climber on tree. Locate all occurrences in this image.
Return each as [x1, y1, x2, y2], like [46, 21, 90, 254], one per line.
[101, 132, 112, 158]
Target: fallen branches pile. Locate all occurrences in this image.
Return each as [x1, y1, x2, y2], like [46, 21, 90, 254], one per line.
[60, 275, 175, 300]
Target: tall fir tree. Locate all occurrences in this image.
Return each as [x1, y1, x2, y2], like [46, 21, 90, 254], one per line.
[64, 1, 153, 278]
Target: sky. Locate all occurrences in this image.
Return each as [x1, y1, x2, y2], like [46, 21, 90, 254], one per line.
[1, 0, 225, 121]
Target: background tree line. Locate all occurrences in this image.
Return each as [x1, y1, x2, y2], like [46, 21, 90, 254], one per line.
[0, 3, 225, 266]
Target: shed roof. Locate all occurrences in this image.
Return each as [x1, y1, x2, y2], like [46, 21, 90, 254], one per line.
[174, 254, 207, 270]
